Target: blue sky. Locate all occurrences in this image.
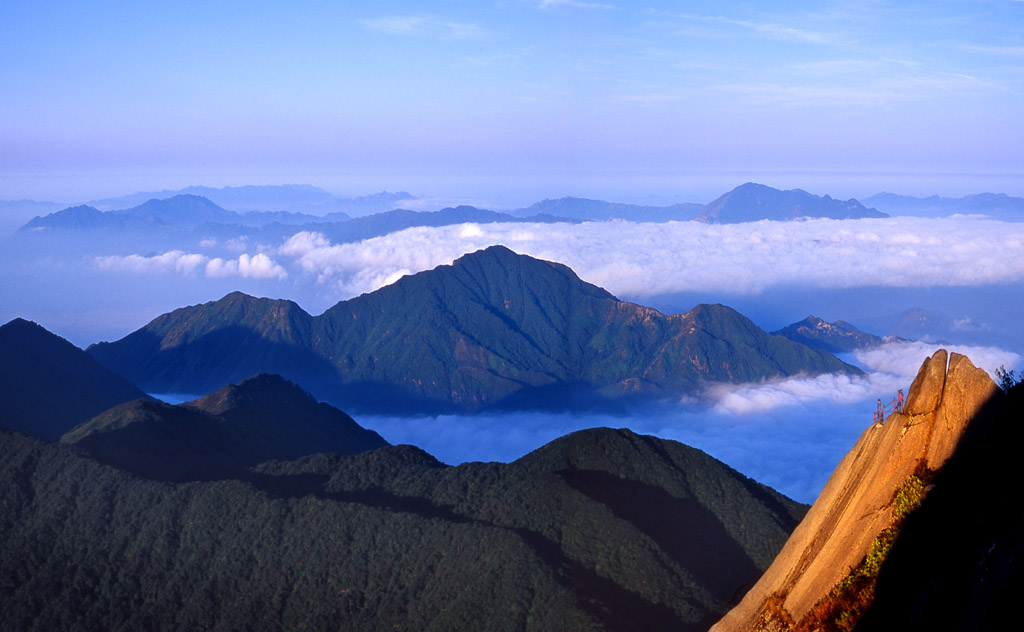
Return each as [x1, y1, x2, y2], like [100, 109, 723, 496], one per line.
[2, 1, 1023, 204]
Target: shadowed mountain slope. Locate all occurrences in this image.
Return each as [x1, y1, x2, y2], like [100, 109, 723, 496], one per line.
[711, 350, 1000, 632]
[61, 373, 387, 482]
[88, 246, 858, 413]
[88, 291, 336, 397]
[0, 426, 804, 631]
[853, 377, 1024, 631]
[0, 318, 148, 441]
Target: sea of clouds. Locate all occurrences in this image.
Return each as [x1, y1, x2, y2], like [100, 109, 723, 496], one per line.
[69, 216, 1024, 501]
[357, 339, 1019, 504]
[92, 216, 1024, 299]
[270, 216, 1024, 298]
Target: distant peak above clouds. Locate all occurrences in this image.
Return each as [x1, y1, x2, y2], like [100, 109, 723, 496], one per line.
[507, 183, 886, 223]
[698, 183, 888, 223]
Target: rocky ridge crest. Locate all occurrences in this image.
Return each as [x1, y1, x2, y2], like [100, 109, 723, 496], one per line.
[711, 349, 999, 631]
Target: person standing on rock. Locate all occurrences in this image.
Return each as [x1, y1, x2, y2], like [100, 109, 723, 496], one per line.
[897, 389, 904, 412]
[877, 398, 885, 423]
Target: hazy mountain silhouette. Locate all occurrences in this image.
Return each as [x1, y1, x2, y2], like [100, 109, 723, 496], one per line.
[697, 183, 887, 223]
[18, 183, 892, 239]
[850, 305, 1014, 349]
[0, 318, 148, 441]
[88, 246, 859, 413]
[0, 199, 63, 235]
[514, 197, 704, 222]
[22, 194, 236, 231]
[0, 425, 805, 631]
[863, 191, 1024, 220]
[19, 198, 575, 247]
[512, 184, 884, 223]
[62, 373, 387, 482]
[87, 184, 414, 216]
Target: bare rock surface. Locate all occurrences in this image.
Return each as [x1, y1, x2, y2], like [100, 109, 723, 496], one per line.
[927, 353, 998, 470]
[903, 348, 947, 415]
[711, 349, 998, 632]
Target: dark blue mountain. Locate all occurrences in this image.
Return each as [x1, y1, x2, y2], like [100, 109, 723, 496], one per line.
[62, 373, 388, 482]
[0, 318, 148, 441]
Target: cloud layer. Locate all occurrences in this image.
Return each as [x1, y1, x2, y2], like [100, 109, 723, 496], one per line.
[95, 251, 287, 280]
[706, 340, 1019, 415]
[275, 216, 1024, 299]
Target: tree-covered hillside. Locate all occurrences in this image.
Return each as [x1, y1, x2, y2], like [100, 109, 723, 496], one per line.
[88, 246, 858, 413]
[0, 426, 805, 631]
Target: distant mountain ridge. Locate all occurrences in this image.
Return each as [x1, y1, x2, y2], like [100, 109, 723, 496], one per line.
[87, 184, 416, 216]
[19, 183, 890, 237]
[697, 183, 887, 223]
[514, 197, 705, 222]
[21, 194, 334, 232]
[773, 315, 888, 354]
[19, 196, 576, 243]
[862, 191, 1024, 220]
[88, 246, 859, 413]
[513, 183, 886, 223]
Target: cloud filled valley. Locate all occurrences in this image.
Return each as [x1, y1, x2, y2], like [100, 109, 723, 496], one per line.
[350, 339, 1019, 504]
[3, 209, 1021, 504]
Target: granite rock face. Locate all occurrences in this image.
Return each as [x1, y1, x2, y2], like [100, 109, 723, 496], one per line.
[904, 349, 947, 415]
[710, 350, 999, 632]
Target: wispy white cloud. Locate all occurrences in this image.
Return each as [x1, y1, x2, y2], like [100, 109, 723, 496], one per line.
[95, 251, 287, 280]
[95, 250, 207, 275]
[961, 43, 1024, 57]
[205, 253, 288, 280]
[275, 216, 1024, 299]
[705, 340, 1020, 415]
[713, 65, 993, 108]
[669, 13, 835, 45]
[362, 15, 487, 39]
[539, 0, 616, 9]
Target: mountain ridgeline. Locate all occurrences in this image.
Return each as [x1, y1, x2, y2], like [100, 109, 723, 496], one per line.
[88, 246, 859, 413]
[19, 182, 888, 238]
[61, 374, 388, 482]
